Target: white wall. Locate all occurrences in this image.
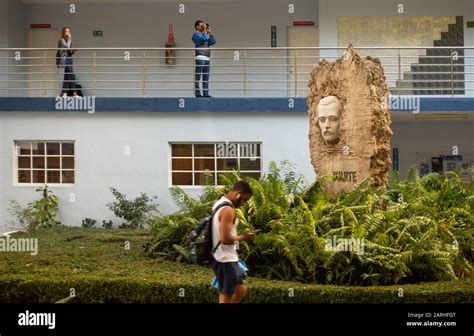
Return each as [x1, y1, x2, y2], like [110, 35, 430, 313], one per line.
[318, 0, 474, 96]
[18, 1, 318, 97]
[0, 111, 315, 230]
[0, 111, 472, 231]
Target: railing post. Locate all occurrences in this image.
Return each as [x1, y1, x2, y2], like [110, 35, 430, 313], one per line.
[397, 49, 401, 83]
[192, 50, 195, 97]
[243, 51, 247, 97]
[93, 51, 96, 96]
[294, 52, 298, 97]
[43, 51, 47, 96]
[450, 50, 454, 97]
[142, 51, 146, 97]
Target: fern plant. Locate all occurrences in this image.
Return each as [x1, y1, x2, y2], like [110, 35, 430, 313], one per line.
[145, 162, 473, 286]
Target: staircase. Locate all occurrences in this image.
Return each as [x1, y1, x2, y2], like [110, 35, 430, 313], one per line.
[392, 16, 465, 95]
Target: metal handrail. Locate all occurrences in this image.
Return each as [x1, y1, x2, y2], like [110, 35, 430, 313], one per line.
[0, 46, 473, 97]
[1, 46, 472, 50]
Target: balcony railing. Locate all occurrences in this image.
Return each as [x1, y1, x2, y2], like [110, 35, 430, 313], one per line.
[0, 46, 473, 97]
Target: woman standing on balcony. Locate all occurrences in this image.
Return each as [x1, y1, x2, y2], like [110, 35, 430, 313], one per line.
[57, 27, 78, 96]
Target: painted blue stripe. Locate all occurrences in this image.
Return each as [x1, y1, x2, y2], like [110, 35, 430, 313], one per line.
[419, 98, 474, 112]
[0, 97, 473, 113]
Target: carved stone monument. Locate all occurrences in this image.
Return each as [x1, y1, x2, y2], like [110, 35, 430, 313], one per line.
[307, 45, 393, 195]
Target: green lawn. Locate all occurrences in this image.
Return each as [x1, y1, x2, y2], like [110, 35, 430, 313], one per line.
[0, 227, 472, 303]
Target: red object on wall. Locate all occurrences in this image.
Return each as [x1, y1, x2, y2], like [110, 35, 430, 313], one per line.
[30, 24, 51, 28]
[167, 24, 175, 44]
[166, 24, 176, 65]
[293, 21, 315, 26]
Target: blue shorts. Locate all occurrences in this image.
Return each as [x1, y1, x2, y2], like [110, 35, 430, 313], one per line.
[211, 260, 245, 295]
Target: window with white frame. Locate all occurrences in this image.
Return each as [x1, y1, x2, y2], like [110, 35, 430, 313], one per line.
[14, 141, 75, 185]
[170, 142, 262, 186]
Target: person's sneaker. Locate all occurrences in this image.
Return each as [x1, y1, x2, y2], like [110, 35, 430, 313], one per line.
[195, 94, 203, 98]
[203, 95, 212, 98]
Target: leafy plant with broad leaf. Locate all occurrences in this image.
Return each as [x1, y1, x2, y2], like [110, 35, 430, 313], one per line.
[106, 188, 160, 229]
[8, 186, 62, 230]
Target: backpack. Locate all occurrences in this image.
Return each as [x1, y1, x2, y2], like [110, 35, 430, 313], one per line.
[188, 201, 233, 266]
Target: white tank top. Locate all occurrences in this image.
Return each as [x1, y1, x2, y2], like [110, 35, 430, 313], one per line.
[212, 196, 239, 262]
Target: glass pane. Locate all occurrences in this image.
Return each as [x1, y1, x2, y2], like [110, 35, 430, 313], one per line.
[32, 142, 45, 155]
[47, 170, 60, 183]
[171, 144, 192, 157]
[62, 157, 74, 169]
[47, 157, 60, 169]
[172, 172, 192, 185]
[240, 158, 261, 171]
[239, 143, 260, 157]
[16, 141, 31, 155]
[216, 142, 238, 158]
[62, 171, 75, 184]
[171, 158, 192, 170]
[47, 142, 60, 155]
[18, 170, 31, 183]
[33, 170, 45, 183]
[194, 144, 215, 157]
[217, 158, 238, 171]
[194, 172, 215, 186]
[62, 143, 74, 155]
[240, 172, 261, 180]
[194, 158, 215, 171]
[33, 157, 45, 169]
[18, 156, 31, 169]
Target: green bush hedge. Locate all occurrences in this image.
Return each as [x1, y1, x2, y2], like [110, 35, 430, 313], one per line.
[0, 227, 472, 303]
[0, 276, 473, 304]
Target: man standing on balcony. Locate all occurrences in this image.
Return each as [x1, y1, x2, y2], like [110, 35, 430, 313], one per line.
[192, 20, 216, 98]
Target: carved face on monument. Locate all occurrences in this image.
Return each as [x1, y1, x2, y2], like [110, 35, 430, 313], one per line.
[317, 96, 342, 143]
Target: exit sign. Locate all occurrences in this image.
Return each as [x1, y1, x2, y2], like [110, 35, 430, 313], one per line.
[467, 22, 474, 28]
[93, 30, 103, 37]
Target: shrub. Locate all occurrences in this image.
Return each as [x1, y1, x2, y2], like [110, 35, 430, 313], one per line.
[106, 188, 160, 229]
[8, 186, 62, 230]
[7, 200, 35, 230]
[102, 220, 113, 229]
[0, 276, 471, 304]
[81, 218, 97, 228]
[146, 162, 473, 286]
[145, 184, 225, 261]
[1, 227, 471, 303]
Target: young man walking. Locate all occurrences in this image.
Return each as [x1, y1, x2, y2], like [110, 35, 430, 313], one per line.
[192, 20, 216, 98]
[211, 180, 256, 303]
